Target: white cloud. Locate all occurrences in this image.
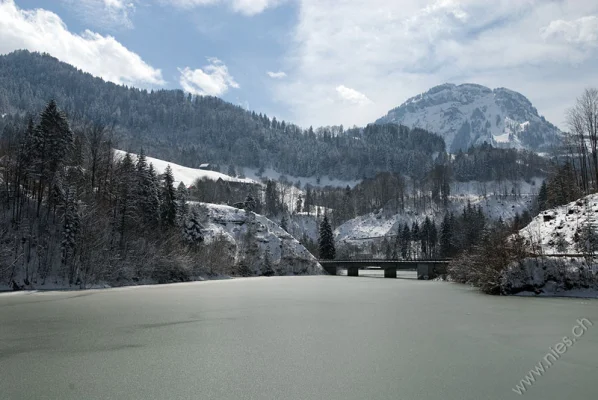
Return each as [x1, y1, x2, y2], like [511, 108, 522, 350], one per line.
[273, 0, 598, 129]
[163, 0, 280, 15]
[542, 16, 598, 46]
[0, 0, 164, 86]
[267, 70, 287, 79]
[336, 85, 372, 105]
[179, 58, 239, 96]
[62, 0, 136, 29]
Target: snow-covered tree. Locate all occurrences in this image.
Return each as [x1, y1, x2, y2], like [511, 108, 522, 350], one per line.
[176, 182, 189, 226]
[183, 210, 204, 245]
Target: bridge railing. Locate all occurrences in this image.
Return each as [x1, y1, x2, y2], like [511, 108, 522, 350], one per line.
[318, 259, 452, 263]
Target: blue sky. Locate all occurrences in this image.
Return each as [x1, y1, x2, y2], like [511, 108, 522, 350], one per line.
[1, 0, 598, 130]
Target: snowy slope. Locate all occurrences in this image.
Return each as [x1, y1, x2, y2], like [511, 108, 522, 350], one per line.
[335, 178, 540, 244]
[519, 194, 598, 255]
[196, 203, 323, 275]
[500, 194, 598, 297]
[243, 166, 361, 189]
[114, 150, 257, 186]
[376, 83, 562, 153]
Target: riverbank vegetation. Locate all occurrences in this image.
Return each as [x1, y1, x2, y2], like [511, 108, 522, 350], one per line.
[448, 88, 598, 295]
[0, 101, 306, 290]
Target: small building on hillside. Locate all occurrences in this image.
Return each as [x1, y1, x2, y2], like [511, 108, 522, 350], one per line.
[199, 163, 210, 170]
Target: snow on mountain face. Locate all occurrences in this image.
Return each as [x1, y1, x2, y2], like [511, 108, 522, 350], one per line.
[376, 83, 562, 153]
[335, 178, 541, 245]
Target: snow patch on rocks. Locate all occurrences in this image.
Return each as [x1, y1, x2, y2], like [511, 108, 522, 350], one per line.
[198, 203, 323, 275]
[519, 194, 598, 254]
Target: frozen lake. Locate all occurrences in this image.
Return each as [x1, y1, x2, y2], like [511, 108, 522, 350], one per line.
[1, 276, 597, 399]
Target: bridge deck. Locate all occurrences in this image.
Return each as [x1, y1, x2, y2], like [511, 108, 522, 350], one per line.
[318, 259, 450, 280]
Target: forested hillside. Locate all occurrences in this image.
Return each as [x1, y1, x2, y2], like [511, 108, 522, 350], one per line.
[0, 101, 319, 289]
[0, 50, 447, 181]
[0, 50, 553, 185]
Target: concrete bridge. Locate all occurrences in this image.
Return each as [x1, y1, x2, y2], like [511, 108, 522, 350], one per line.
[318, 259, 450, 280]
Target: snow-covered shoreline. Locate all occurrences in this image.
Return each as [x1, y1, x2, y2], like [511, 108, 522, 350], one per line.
[514, 289, 598, 299]
[0, 274, 315, 295]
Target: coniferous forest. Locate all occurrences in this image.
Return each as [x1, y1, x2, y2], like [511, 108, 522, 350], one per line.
[2, 50, 595, 294]
[0, 51, 550, 183]
[0, 100, 254, 289]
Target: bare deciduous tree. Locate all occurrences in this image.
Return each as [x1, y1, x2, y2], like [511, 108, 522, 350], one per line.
[567, 88, 598, 193]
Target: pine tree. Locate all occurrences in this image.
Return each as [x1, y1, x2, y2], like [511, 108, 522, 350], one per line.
[411, 222, 420, 258]
[440, 213, 454, 258]
[401, 224, 411, 259]
[421, 217, 432, 258]
[265, 180, 279, 216]
[537, 180, 548, 211]
[135, 152, 160, 227]
[429, 221, 438, 258]
[244, 193, 256, 212]
[176, 182, 189, 226]
[318, 215, 335, 260]
[304, 188, 313, 215]
[116, 152, 136, 246]
[61, 186, 79, 284]
[33, 100, 73, 215]
[146, 164, 161, 224]
[38, 100, 73, 174]
[160, 165, 177, 228]
[183, 210, 204, 245]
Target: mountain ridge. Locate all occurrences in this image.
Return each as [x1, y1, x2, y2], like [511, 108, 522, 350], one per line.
[376, 83, 562, 153]
[0, 50, 446, 181]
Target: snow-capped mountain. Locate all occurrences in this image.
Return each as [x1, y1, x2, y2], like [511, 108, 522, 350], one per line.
[376, 83, 562, 153]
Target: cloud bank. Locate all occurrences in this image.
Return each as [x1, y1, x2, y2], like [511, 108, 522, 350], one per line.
[273, 0, 598, 129]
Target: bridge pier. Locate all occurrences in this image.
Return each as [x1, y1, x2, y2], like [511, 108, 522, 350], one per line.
[417, 263, 445, 280]
[347, 267, 359, 277]
[323, 266, 337, 275]
[384, 268, 397, 278]
[417, 263, 430, 280]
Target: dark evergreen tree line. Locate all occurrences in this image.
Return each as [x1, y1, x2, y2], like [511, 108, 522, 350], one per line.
[0, 51, 550, 185]
[0, 101, 221, 288]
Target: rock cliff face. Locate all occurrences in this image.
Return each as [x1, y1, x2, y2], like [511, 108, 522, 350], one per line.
[198, 203, 323, 275]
